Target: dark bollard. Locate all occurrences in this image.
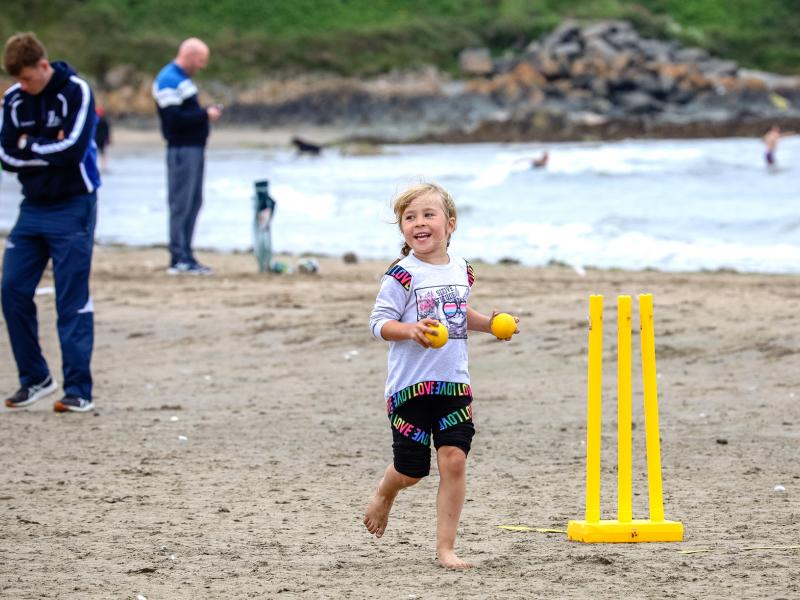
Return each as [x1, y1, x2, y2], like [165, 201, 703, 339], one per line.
[253, 180, 276, 273]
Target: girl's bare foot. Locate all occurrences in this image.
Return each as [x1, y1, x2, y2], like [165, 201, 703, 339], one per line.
[437, 548, 474, 569]
[363, 490, 394, 538]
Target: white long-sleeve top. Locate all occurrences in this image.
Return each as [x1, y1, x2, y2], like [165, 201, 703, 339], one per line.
[369, 252, 474, 401]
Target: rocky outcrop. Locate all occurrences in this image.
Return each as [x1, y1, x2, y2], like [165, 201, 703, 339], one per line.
[214, 20, 800, 142]
[457, 20, 800, 139]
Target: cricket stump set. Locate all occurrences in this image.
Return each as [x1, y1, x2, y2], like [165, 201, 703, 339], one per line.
[568, 293, 683, 543]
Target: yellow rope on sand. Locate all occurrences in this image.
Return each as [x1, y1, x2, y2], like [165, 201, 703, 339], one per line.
[497, 525, 567, 534]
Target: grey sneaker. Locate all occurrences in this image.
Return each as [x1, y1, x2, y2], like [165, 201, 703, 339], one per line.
[186, 262, 213, 275]
[166, 261, 212, 275]
[5, 375, 58, 408]
[53, 395, 95, 413]
[166, 261, 192, 275]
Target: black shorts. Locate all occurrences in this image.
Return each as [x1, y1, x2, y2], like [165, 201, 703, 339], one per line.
[387, 381, 475, 478]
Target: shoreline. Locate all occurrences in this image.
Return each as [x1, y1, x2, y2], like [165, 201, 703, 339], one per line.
[102, 243, 800, 278]
[84, 242, 800, 278]
[111, 124, 358, 149]
[111, 117, 800, 148]
[0, 237, 797, 279]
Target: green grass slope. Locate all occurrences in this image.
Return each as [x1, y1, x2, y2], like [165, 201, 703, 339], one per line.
[0, 0, 797, 82]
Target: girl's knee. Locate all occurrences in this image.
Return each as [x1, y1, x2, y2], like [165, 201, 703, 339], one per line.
[437, 446, 467, 477]
[398, 473, 422, 488]
[389, 464, 423, 487]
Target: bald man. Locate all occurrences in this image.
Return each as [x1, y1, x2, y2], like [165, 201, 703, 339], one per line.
[152, 37, 222, 275]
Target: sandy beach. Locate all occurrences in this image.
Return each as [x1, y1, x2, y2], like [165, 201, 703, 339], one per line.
[0, 244, 798, 599]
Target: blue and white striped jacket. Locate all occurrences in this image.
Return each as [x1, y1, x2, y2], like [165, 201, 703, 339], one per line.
[152, 61, 209, 147]
[0, 61, 100, 204]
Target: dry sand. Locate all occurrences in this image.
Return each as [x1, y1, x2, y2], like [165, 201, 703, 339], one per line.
[1, 246, 799, 599]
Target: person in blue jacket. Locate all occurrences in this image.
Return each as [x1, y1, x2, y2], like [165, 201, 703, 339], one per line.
[0, 32, 100, 413]
[152, 37, 222, 275]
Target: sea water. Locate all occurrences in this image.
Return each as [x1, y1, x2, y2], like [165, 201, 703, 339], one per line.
[1, 136, 798, 273]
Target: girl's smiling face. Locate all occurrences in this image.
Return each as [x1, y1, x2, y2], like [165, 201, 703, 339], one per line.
[400, 192, 456, 264]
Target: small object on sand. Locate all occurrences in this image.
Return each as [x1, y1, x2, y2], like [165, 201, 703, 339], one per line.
[742, 544, 800, 551]
[716, 438, 728, 445]
[170, 416, 179, 422]
[270, 261, 291, 274]
[343, 252, 358, 264]
[774, 484, 786, 492]
[298, 258, 319, 274]
[178, 435, 188, 442]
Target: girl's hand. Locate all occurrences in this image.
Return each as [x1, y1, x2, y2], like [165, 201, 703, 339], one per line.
[408, 317, 441, 348]
[489, 310, 520, 341]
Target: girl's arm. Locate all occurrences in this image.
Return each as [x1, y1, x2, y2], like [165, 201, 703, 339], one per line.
[380, 318, 441, 348]
[466, 306, 492, 333]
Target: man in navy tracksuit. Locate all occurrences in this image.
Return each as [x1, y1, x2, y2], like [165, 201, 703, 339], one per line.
[0, 32, 100, 413]
[153, 37, 221, 275]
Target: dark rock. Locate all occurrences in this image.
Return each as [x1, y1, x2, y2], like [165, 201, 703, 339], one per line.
[638, 39, 676, 63]
[581, 20, 631, 40]
[541, 20, 581, 59]
[584, 36, 619, 61]
[552, 42, 582, 61]
[615, 91, 664, 114]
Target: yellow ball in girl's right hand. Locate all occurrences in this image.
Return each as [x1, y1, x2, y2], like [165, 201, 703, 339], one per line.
[491, 313, 517, 339]
[425, 321, 449, 349]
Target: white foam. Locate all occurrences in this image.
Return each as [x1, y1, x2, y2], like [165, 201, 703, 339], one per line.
[1, 137, 798, 273]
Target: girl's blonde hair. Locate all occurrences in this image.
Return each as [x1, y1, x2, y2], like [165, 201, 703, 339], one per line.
[391, 182, 457, 258]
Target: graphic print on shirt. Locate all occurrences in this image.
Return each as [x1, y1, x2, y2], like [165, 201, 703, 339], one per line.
[415, 284, 469, 339]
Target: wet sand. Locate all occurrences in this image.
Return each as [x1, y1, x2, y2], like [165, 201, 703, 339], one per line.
[1, 246, 799, 598]
[111, 124, 350, 149]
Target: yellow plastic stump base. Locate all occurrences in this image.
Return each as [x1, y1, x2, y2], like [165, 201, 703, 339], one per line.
[567, 519, 683, 543]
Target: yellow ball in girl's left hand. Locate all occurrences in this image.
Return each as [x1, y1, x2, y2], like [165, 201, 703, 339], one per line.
[491, 313, 517, 339]
[425, 322, 449, 348]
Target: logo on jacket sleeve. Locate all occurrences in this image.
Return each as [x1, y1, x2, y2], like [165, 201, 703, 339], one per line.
[386, 264, 412, 290]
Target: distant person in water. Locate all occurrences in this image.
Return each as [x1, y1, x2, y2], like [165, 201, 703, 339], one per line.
[531, 150, 548, 169]
[763, 125, 796, 168]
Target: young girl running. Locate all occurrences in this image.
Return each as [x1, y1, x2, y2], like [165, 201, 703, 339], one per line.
[364, 182, 518, 569]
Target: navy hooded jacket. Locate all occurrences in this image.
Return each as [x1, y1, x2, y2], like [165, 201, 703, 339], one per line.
[152, 61, 209, 147]
[0, 61, 100, 204]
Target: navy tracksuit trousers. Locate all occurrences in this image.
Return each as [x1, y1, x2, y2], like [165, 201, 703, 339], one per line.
[1, 193, 96, 400]
[167, 145, 205, 266]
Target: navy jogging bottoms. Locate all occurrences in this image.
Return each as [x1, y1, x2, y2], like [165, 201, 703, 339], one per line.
[2, 192, 96, 400]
